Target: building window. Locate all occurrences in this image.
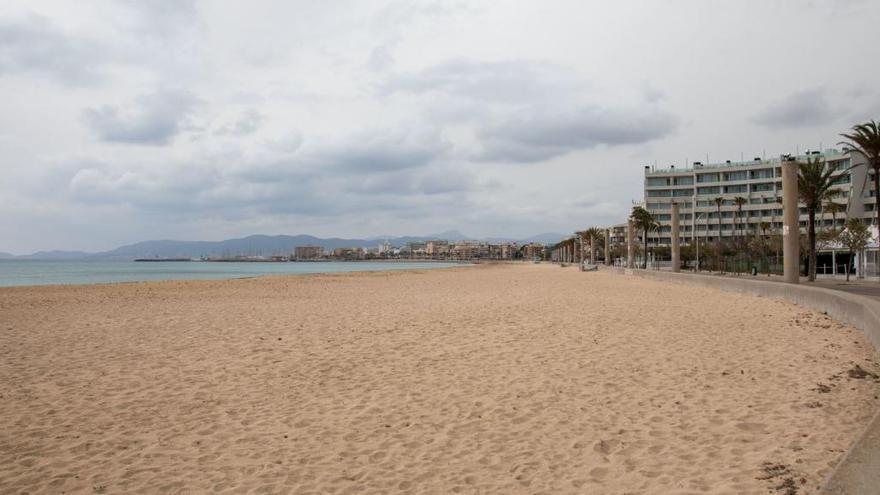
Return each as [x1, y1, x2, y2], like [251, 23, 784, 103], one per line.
[674, 177, 694, 185]
[831, 159, 850, 171]
[647, 190, 672, 197]
[697, 186, 720, 195]
[697, 173, 720, 183]
[750, 168, 774, 179]
[724, 184, 747, 194]
[751, 183, 775, 192]
[724, 171, 748, 181]
[673, 189, 692, 197]
[646, 177, 669, 187]
[830, 174, 850, 185]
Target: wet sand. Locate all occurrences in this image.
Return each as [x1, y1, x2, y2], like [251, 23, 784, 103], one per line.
[1, 263, 878, 494]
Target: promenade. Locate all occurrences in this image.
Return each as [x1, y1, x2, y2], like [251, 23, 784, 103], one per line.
[812, 278, 880, 300]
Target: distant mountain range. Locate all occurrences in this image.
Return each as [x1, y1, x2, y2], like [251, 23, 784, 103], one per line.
[2, 232, 565, 260]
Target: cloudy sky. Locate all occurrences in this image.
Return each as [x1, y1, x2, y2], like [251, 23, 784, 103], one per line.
[2, 0, 879, 253]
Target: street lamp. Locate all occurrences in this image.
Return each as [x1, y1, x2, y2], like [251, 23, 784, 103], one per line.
[694, 211, 707, 271]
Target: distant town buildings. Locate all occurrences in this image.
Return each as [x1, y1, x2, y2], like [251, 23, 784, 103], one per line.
[294, 246, 324, 260]
[519, 242, 545, 261]
[426, 240, 449, 257]
[205, 239, 546, 262]
[332, 247, 365, 260]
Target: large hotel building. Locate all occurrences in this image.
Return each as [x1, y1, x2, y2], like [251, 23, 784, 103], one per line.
[642, 150, 875, 247]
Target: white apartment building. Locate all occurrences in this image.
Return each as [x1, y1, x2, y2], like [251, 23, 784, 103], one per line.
[643, 150, 875, 247]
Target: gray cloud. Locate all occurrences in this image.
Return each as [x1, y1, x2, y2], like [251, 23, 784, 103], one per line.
[315, 128, 453, 173]
[65, 159, 473, 224]
[476, 105, 679, 163]
[380, 59, 581, 103]
[346, 166, 476, 196]
[64, 125, 469, 222]
[214, 109, 263, 136]
[368, 46, 394, 72]
[752, 89, 836, 128]
[82, 91, 198, 145]
[379, 58, 677, 163]
[122, 0, 198, 40]
[0, 15, 105, 85]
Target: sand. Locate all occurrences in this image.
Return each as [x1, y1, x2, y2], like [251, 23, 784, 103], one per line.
[1, 263, 878, 494]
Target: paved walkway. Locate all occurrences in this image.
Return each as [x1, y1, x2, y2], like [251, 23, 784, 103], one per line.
[812, 278, 880, 300]
[644, 267, 880, 301]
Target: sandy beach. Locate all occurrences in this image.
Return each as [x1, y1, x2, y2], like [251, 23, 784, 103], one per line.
[1, 263, 878, 494]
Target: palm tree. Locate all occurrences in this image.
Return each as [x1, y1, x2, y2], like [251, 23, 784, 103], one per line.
[840, 120, 880, 236]
[713, 197, 724, 241]
[630, 206, 659, 269]
[734, 196, 748, 243]
[712, 197, 724, 270]
[584, 226, 605, 262]
[573, 231, 584, 263]
[798, 157, 839, 281]
[823, 199, 846, 230]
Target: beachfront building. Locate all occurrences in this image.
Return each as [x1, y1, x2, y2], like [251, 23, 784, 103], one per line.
[642, 149, 877, 274]
[377, 241, 392, 255]
[451, 240, 481, 260]
[499, 242, 517, 260]
[332, 247, 365, 260]
[520, 242, 544, 260]
[426, 240, 450, 258]
[294, 245, 324, 260]
[405, 241, 428, 259]
[608, 223, 628, 247]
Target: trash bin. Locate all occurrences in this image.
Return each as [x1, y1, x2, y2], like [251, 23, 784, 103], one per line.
[751, 266, 758, 276]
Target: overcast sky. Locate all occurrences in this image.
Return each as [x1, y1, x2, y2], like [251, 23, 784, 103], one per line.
[2, 0, 879, 253]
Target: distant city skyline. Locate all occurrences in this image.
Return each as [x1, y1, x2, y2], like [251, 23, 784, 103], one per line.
[2, 0, 879, 253]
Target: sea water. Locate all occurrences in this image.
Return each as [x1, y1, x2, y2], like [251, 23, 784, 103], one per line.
[0, 260, 461, 287]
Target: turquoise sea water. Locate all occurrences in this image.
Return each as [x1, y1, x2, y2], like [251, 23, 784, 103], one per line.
[0, 260, 461, 287]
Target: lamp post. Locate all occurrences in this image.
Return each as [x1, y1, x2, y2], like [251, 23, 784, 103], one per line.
[693, 211, 706, 271]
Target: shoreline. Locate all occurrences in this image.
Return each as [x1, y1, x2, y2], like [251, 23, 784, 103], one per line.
[0, 260, 474, 290]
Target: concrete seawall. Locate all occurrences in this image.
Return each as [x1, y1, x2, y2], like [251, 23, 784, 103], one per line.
[606, 267, 880, 494]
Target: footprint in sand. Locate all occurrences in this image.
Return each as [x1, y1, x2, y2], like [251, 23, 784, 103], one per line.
[594, 439, 619, 455]
[735, 422, 767, 433]
[590, 467, 608, 480]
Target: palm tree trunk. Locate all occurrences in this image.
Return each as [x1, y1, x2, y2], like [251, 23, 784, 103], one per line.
[874, 163, 880, 281]
[808, 209, 817, 282]
[643, 229, 648, 269]
[847, 249, 853, 281]
[717, 206, 722, 272]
